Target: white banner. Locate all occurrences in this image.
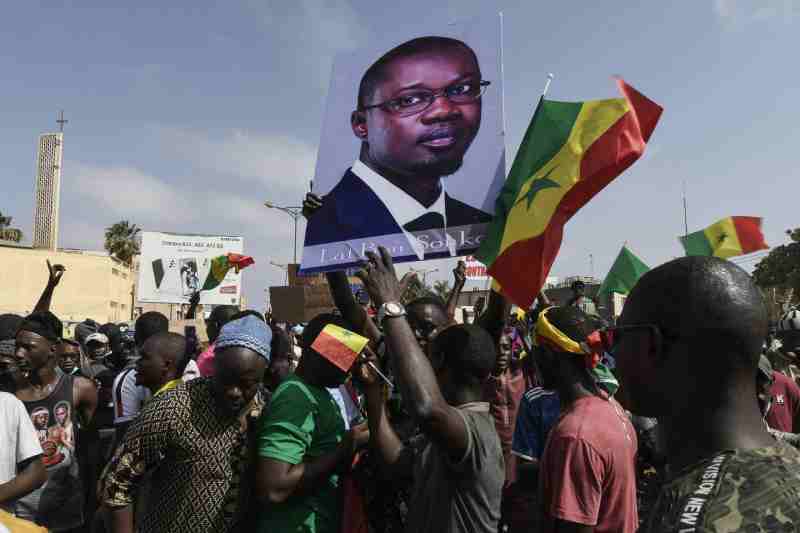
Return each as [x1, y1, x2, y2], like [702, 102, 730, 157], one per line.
[137, 232, 245, 305]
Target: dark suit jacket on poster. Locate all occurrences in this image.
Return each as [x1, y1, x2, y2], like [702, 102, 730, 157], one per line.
[305, 169, 493, 247]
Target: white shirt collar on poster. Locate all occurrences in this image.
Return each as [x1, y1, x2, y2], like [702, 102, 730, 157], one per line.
[351, 160, 456, 259]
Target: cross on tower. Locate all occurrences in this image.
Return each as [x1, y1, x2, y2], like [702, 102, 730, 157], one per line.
[56, 110, 68, 132]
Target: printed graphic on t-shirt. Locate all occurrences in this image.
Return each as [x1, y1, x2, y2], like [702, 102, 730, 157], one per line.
[29, 401, 74, 469]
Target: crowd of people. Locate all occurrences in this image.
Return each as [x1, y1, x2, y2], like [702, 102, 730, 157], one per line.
[2, 202, 800, 532]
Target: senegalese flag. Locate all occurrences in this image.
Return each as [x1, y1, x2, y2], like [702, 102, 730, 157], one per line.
[311, 324, 369, 372]
[476, 79, 663, 308]
[680, 216, 767, 258]
[201, 253, 255, 291]
[596, 245, 650, 302]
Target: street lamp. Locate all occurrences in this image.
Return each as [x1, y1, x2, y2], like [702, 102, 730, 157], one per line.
[264, 202, 302, 264]
[410, 266, 439, 285]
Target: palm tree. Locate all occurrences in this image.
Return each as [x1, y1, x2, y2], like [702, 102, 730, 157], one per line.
[104, 221, 141, 266]
[432, 280, 452, 302]
[0, 211, 23, 242]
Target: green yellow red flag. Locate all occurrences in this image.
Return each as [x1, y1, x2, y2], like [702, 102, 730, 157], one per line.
[201, 253, 255, 291]
[310, 324, 369, 372]
[476, 79, 663, 308]
[680, 216, 767, 258]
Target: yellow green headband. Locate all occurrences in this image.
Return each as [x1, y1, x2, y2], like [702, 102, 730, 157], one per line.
[534, 307, 602, 369]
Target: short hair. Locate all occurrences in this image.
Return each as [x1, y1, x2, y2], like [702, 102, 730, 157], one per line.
[545, 306, 595, 345]
[19, 311, 63, 342]
[357, 36, 480, 109]
[431, 324, 496, 384]
[135, 312, 169, 348]
[407, 295, 447, 313]
[231, 310, 265, 323]
[0, 314, 23, 342]
[146, 332, 189, 375]
[99, 323, 122, 353]
[270, 327, 291, 360]
[627, 256, 767, 369]
[208, 305, 240, 327]
[302, 313, 351, 354]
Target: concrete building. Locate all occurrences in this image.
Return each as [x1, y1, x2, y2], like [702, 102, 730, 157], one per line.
[32, 133, 64, 250]
[0, 243, 135, 325]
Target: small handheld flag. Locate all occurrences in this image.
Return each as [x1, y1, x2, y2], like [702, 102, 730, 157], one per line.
[311, 324, 370, 373]
[596, 245, 650, 302]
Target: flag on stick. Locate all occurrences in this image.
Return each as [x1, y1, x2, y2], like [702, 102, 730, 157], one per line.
[679, 216, 767, 259]
[201, 253, 255, 291]
[311, 324, 369, 372]
[596, 245, 650, 302]
[476, 79, 663, 308]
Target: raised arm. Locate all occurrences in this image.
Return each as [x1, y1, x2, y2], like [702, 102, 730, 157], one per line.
[302, 192, 382, 342]
[184, 291, 201, 319]
[358, 247, 469, 459]
[446, 260, 467, 321]
[479, 289, 512, 345]
[33, 260, 65, 313]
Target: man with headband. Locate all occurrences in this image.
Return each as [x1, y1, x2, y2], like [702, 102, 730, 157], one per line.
[533, 306, 638, 533]
[14, 311, 98, 531]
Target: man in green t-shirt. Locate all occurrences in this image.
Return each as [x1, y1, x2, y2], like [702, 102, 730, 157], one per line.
[614, 256, 800, 531]
[255, 314, 369, 533]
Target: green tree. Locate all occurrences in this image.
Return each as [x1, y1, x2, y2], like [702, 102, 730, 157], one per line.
[0, 211, 23, 242]
[401, 275, 431, 304]
[104, 220, 141, 266]
[432, 280, 451, 302]
[753, 228, 800, 305]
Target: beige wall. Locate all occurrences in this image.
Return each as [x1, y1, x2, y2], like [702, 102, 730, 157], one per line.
[0, 245, 135, 324]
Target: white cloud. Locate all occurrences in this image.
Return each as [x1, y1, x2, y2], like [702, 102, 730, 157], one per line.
[713, 0, 796, 24]
[161, 128, 317, 198]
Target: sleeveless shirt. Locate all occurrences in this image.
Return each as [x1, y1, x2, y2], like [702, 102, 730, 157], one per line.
[15, 371, 84, 531]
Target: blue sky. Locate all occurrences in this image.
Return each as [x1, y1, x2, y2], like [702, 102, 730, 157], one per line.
[2, 1, 798, 309]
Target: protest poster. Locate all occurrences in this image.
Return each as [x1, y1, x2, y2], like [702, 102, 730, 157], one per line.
[137, 232, 245, 305]
[300, 13, 505, 274]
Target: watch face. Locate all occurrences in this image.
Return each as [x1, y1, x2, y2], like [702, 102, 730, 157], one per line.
[387, 303, 403, 315]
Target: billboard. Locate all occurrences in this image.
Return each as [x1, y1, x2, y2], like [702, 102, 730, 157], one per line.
[300, 13, 505, 274]
[137, 232, 245, 305]
[464, 255, 489, 280]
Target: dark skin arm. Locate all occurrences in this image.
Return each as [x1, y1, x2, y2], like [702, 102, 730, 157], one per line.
[33, 260, 65, 313]
[357, 247, 469, 459]
[354, 349, 411, 478]
[0, 456, 46, 504]
[255, 424, 368, 504]
[479, 289, 512, 345]
[446, 261, 467, 321]
[185, 291, 201, 319]
[303, 192, 383, 342]
[74, 376, 98, 428]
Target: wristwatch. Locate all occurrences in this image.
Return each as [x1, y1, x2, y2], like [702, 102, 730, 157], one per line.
[377, 302, 406, 325]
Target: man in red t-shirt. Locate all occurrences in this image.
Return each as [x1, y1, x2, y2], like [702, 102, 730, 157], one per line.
[534, 306, 638, 533]
[767, 370, 800, 433]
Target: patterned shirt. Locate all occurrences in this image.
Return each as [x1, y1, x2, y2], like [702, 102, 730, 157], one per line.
[101, 378, 265, 533]
[643, 444, 800, 532]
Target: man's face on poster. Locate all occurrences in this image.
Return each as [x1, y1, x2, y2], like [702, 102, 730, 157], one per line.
[356, 45, 483, 179]
[33, 410, 48, 430]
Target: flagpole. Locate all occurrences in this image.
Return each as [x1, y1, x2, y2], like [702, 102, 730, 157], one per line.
[542, 73, 554, 97]
[682, 180, 689, 237]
